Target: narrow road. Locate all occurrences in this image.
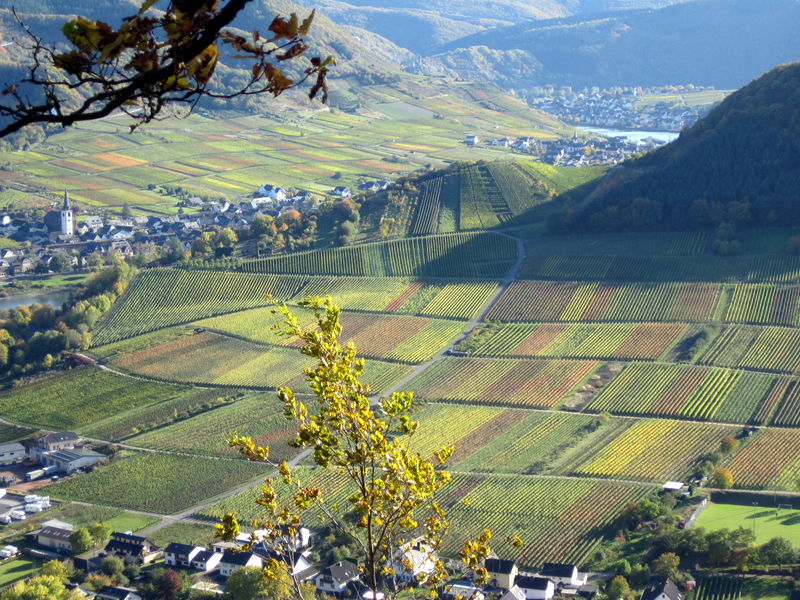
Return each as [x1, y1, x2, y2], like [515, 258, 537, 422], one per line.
[380, 234, 525, 399]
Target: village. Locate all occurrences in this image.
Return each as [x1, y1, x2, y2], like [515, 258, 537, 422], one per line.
[0, 175, 391, 278]
[465, 132, 666, 167]
[529, 90, 706, 132]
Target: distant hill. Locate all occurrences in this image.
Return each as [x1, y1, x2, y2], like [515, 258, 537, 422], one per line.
[0, 0, 406, 110]
[429, 0, 800, 90]
[557, 62, 800, 234]
[296, 0, 683, 54]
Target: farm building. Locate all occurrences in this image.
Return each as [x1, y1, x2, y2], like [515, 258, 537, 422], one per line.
[36, 526, 74, 553]
[0, 443, 25, 464]
[445, 581, 485, 600]
[332, 186, 351, 198]
[95, 586, 142, 600]
[38, 447, 104, 474]
[30, 431, 81, 460]
[499, 586, 526, 600]
[105, 532, 160, 564]
[389, 538, 437, 583]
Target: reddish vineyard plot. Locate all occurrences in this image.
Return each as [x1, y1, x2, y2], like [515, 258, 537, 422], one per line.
[487, 281, 718, 322]
[405, 357, 598, 408]
[725, 429, 800, 490]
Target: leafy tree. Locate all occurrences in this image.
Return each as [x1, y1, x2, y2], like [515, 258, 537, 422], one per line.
[0, 575, 81, 600]
[223, 566, 269, 600]
[760, 536, 797, 565]
[608, 575, 631, 599]
[86, 253, 105, 272]
[713, 468, 734, 489]
[614, 559, 631, 577]
[220, 297, 498, 598]
[101, 556, 125, 578]
[69, 528, 93, 555]
[629, 563, 651, 588]
[39, 560, 68, 580]
[90, 522, 112, 546]
[652, 552, 680, 580]
[157, 568, 183, 600]
[49, 255, 72, 273]
[720, 436, 738, 454]
[0, 0, 333, 137]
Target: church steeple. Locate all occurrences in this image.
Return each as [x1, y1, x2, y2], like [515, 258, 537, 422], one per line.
[61, 189, 74, 236]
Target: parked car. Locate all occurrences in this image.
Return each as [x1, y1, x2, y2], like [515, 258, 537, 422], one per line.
[50, 476, 59, 482]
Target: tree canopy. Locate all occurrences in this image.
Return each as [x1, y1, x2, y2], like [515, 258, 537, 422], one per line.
[0, 0, 333, 137]
[218, 296, 508, 597]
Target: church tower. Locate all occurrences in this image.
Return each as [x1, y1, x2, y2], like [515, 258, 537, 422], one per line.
[60, 190, 74, 236]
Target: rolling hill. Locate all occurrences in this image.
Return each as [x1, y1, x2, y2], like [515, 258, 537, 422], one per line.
[563, 61, 800, 233]
[428, 0, 800, 90]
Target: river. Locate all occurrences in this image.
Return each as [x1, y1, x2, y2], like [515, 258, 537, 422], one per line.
[0, 290, 73, 312]
[580, 127, 680, 144]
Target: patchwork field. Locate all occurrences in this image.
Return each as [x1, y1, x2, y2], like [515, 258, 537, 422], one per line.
[196, 467, 650, 570]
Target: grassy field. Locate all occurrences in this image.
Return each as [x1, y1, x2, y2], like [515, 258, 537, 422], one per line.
[694, 502, 800, 545]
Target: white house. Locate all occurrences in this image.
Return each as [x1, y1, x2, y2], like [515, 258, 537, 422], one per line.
[539, 563, 587, 587]
[389, 539, 436, 584]
[332, 186, 351, 198]
[219, 551, 262, 577]
[191, 550, 222, 572]
[164, 543, 203, 567]
[314, 559, 360, 594]
[465, 135, 479, 146]
[515, 576, 555, 600]
[258, 184, 287, 201]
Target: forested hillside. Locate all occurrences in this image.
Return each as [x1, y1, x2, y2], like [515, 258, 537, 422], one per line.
[556, 62, 800, 234]
[429, 0, 800, 90]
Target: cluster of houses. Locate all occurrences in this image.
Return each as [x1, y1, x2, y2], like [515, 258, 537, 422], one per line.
[530, 90, 704, 131]
[465, 131, 665, 166]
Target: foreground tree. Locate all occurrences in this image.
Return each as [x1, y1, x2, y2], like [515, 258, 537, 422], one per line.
[219, 297, 507, 598]
[0, 0, 334, 137]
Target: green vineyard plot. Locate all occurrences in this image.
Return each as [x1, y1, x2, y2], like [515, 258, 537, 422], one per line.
[194, 308, 466, 364]
[0, 367, 186, 429]
[240, 231, 517, 278]
[46, 451, 266, 514]
[570, 419, 740, 482]
[587, 362, 778, 423]
[487, 281, 718, 323]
